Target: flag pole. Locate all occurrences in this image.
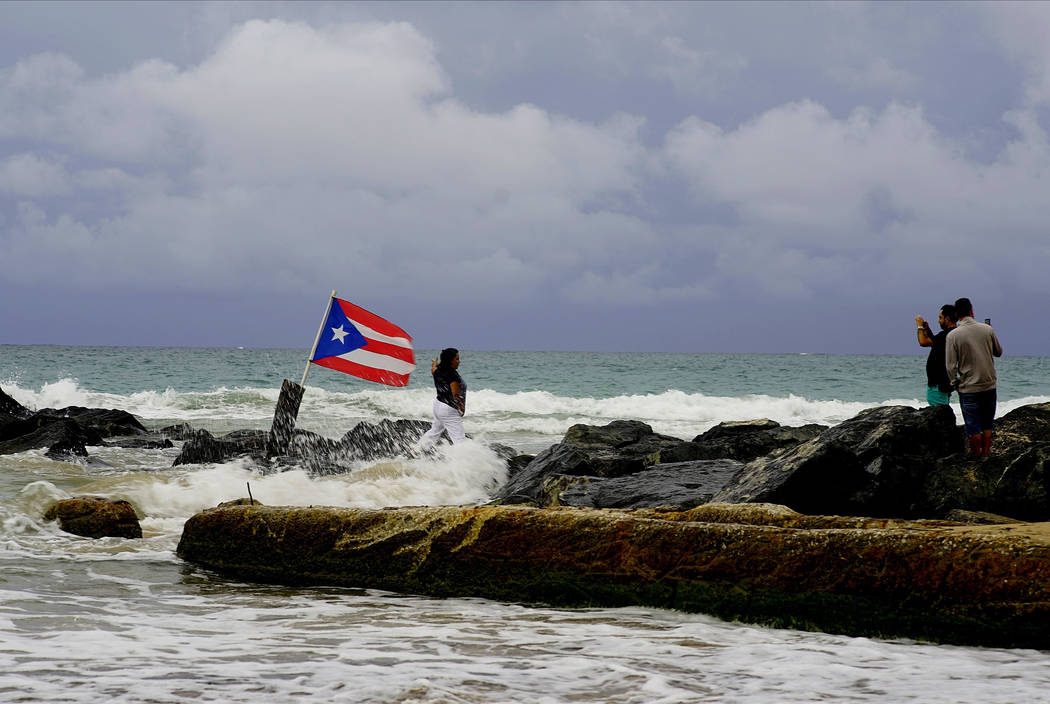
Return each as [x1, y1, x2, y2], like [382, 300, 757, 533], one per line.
[268, 290, 336, 458]
[302, 290, 336, 387]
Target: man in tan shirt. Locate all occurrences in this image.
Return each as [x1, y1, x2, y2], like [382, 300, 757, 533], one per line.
[945, 297, 1003, 457]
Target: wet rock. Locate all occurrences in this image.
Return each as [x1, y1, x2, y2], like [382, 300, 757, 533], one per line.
[218, 497, 264, 508]
[43, 496, 142, 539]
[992, 402, 1050, 457]
[714, 405, 961, 517]
[691, 419, 827, 462]
[280, 420, 433, 475]
[177, 502, 1050, 649]
[0, 385, 33, 423]
[506, 454, 535, 480]
[977, 442, 1050, 521]
[0, 417, 104, 456]
[944, 509, 1024, 525]
[172, 429, 268, 467]
[494, 421, 703, 505]
[0, 400, 149, 462]
[559, 459, 745, 509]
[160, 423, 198, 441]
[44, 432, 91, 460]
[104, 435, 174, 449]
[34, 407, 147, 437]
[340, 418, 433, 461]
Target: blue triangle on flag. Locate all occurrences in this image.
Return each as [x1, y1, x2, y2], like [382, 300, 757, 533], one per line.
[312, 301, 367, 360]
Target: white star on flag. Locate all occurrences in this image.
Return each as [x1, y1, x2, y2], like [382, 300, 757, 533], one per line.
[330, 325, 350, 344]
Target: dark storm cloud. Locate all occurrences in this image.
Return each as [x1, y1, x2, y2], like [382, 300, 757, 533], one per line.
[1, 1, 1048, 353]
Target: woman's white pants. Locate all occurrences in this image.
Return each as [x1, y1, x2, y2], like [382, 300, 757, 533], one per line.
[421, 399, 466, 446]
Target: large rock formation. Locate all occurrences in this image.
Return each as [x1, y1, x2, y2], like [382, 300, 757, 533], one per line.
[494, 404, 1050, 520]
[177, 502, 1050, 649]
[714, 405, 961, 517]
[0, 390, 152, 460]
[713, 403, 1050, 521]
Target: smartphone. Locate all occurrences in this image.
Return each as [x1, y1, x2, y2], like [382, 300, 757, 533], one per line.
[984, 318, 991, 325]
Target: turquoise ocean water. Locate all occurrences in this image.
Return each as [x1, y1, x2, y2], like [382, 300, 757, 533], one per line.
[2, 345, 1050, 703]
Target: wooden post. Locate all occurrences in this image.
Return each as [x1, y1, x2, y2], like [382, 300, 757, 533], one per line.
[266, 378, 305, 458]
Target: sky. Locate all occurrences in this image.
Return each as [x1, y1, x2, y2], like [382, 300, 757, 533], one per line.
[1, 1, 1048, 355]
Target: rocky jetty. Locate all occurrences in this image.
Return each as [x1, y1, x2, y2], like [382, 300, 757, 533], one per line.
[43, 496, 143, 539]
[177, 501, 1050, 648]
[497, 403, 1050, 521]
[0, 386, 167, 461]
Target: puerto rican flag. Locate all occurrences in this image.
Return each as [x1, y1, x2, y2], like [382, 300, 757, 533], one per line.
[310, 298, 415, 387]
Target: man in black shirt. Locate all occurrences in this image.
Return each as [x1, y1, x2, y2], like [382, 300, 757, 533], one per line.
[915, 304, 957, 406]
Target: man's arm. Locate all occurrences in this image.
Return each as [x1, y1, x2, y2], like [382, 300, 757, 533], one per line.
[915, 316, 933, 348]
[992, 333, 1003, 358]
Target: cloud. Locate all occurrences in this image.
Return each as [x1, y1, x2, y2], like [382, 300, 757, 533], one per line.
[827, 57, 918, 94]
[0, 153, 70, 197]
[979, 1, 1050, 106]
[0, 19, 654, 302]
[1, 7, 1049, 351]
[663, 98, 1050, 299]
[653, 36, 748, 97]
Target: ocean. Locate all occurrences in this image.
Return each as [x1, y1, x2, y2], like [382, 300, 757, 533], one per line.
[2, 345, 1050, 703]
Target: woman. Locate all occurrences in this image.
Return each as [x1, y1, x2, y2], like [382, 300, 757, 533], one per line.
[420, 347, 466, 447]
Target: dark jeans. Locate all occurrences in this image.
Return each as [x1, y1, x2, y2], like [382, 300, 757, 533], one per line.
[959, 389, 997, 436]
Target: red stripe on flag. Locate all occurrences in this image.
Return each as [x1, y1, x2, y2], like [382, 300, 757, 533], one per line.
[360, 338, 415, 364]
[312, 356, 411, 387]
[336, 299, 412, 340]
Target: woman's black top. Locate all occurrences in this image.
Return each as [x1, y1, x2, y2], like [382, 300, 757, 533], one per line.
[433, 366, 465, 410]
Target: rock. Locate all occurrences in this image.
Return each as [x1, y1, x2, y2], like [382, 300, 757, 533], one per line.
[281, 420, 433, 475]
[494, 420, 703, 505]
[104, 435, 174, 449]
[944, 509, 1024, 525]
[563, 419, 655, 446]
[34, 406, 147, 437]
[0, 403, 148, 459]
[691, 419, 827, 462]
[559, 459, 745, 510]
[714, 405, 960, 517]
[992, 402, 1050, 457]
[161, 423, 198, 441]
[177, 502, 1050, 649]
[339, 418, 433, 461]
[983, 442, 1050, 521]
[495, 444, 595, 504]
[0, 418, 104, 456]
[172, 429, 268, 467]
[44, 432, 91, 460]
[217, 498, 264, 508]
[506, 454, 535, 480]
[0, 385, 33, 422]
[43, 496, 142, 539]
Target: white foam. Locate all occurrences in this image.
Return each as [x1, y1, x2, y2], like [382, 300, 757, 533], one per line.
[107, 443, 507, 522]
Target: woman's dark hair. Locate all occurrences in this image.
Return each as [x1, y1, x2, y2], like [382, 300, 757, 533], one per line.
[438, 348, 459, 368]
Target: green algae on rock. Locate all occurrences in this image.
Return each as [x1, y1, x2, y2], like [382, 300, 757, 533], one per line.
[177, 502, 1050, 648]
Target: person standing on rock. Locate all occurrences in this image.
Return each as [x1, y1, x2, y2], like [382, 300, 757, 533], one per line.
[915, 304, 957, 407]
[946, 298, 1003, 458]
[420, 348, 467, 447]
